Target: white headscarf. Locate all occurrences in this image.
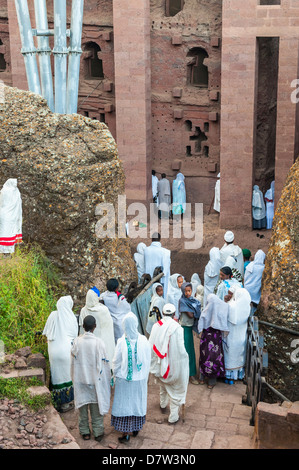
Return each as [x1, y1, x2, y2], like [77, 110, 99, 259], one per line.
[113, 312, 151, 381]
[205, 247, 222, 277]
[252, 185, 266, 220]
[197, 294, 230, 334]
[79, 289, 115, 364]
[244, 250, 266, 304]
[191, 273, 201, 296]
[134, 242, 147, 282]
[43, 295, 78, 342]
[227, 286, 251, 325]
[166, 273, 184, 318]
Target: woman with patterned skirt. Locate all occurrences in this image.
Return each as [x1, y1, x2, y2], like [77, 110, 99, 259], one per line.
[111, 312, 151, 443]
[198, 294, 230, 389]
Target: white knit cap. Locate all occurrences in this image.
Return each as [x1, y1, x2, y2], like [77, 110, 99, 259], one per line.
[224, 230, 234, 243]
[162, 303, 176, 315]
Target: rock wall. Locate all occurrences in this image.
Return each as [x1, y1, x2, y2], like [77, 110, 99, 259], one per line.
[259, 157, 299, 401]
[0, 86, 137, 303]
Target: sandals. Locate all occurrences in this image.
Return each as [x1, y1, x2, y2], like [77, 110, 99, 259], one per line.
[207, 384, 215, 390]
[118, 434, 130, 443]
[82, 434, 90, 440]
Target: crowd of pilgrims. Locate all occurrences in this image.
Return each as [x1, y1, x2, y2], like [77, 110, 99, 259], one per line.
[42, 229, 266, 444]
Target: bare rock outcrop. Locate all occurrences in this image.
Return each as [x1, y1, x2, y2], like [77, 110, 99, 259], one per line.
[259, 157, 299, 401]
[0, 86, 137, 302]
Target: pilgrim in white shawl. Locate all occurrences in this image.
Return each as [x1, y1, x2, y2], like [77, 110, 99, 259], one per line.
[198, 294, 230, 389]
[144, 233, 171, 298]
[219, 230, 244, 277]
[264, 181, 275, 229]
[191, 273, 201, 296]
[146, 283, 166, 335]
[214, 266, 242, 301]
[157, 173, 171, 219]
[252, 185, 267, 229]
[100, 278, 131, 344]
[111, 312, 151, 443]
[213, 173, 220, 213]
[152, 170, 159, 207]
[71, 315, 111, 441]
[133, 242, 147, 283]
[179, 282, 201, 385]
[0, 179, 22, 254]
[166, 273, 184, 320]
[79, 289, 115, 365]
[223, 286, 251, 384]
[172, 172, 186, 216]
[244, 249, 266, 314]
[149, 303, 189, 424]
[195, 284, 204, 306]
[43, 295, 78, 412]
[203, 247, 222, 307]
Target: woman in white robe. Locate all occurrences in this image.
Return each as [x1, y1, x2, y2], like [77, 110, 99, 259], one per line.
[191, 273, 201, 297]
[223, 286, 251, 384]
[157, 174, 171, 219]
[265, 181, 275, 229]
[79, 289, 115, 365]
[43, 295, 78, 411]
[133, 242, 147, 283]
[146, 283, 166, 335]
[203, 247, 223, 307]
[111, 312, 151, 443]
[213, 173, 220, 213]
[0, 179, 22, 254]
[244, 249, 266, 311]
[172, 172, 186, 215]
[166, 273, 184, 320]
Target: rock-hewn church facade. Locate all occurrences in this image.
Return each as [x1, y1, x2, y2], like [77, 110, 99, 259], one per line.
[0, 0, 298, 228]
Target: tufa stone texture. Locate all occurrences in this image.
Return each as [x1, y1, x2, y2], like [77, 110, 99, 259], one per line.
[259, 157, 299, 401]
[0, 86, 137, 303]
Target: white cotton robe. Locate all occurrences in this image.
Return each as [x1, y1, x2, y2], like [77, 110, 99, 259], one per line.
[220, 242, 244, 277]
[79, 289, 115, 365]
[146, 283, 166, 335]
[43, 296, 78, 387]
[111, 313, 151, 418]
[100, 291, 131, 344]
[191, 273, 201, 297]
[213, 173, 220, 213]
[152, 174, 159, 206]
[144, 241, 171, 298]
[172, 173, 186, 215]
[71, 332, 111, 413]
[166, 273, 184, 319]
[0, 179, 22, 253]
[252, 185, 266, 229]
[224, 287, 251, 372]
[265, 181, 275, 229]
[134, 242, 147, 283]
[244, 249, 266, 304]
[149, 317, 189, 406]
[203, 247, 223, 307]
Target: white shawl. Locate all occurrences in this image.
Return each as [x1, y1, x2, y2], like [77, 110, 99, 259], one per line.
[133, 242, 147, 282]
[244, 250, 266, 304]
[71, 332, 111, 413]
[166, 273, 184, 319]
[0, 179, 22, 253]
[79, 289, 115, 364]
[100, 290, 131, 344]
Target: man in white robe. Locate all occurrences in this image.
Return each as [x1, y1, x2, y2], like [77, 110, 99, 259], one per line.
[0, 178, 22, 254]
[149, 303, 189, 424]
[157, 173, 171, 219]
[71, 315, 111, 441]
[220, 230, 244, 277]
[213, 173, 220, 213]
[144, 233, 171, 298]
[252, 185, 267, 229]
[100, 279, 131, 344]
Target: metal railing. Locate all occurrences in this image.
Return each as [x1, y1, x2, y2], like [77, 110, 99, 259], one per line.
[243, 315, 299, 425]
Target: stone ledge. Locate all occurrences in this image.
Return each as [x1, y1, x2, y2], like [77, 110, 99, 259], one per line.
[0, 368, 45, 384]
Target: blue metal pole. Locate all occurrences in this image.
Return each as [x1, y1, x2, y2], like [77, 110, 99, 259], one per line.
[34, 0, 54, 112]
[67, 0, 84, 114]
[53, 0, 68, 114]
[14, 0, 41, 95]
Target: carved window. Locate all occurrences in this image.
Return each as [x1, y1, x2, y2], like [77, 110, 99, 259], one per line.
[166, 0, 184, 17]
[187, 48, 209, 88]
[83, 42, 104, 79]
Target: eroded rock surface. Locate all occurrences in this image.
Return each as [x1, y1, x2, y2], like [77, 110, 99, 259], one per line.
[0, 86, 136, 302]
